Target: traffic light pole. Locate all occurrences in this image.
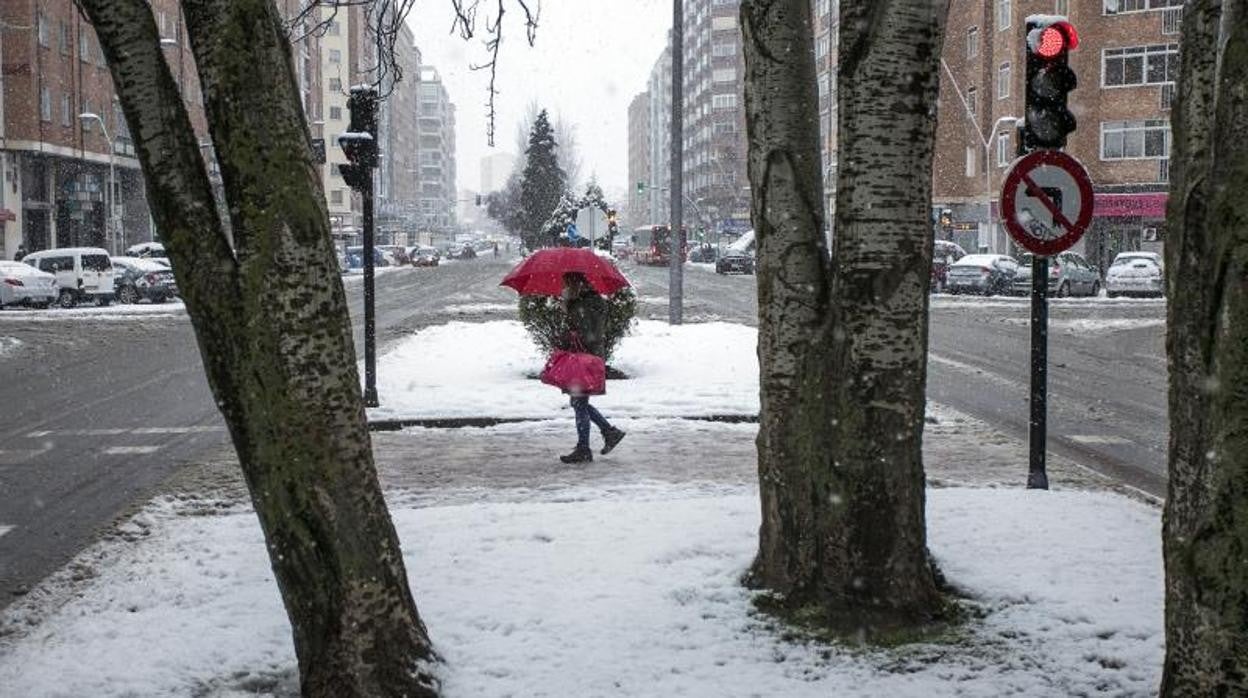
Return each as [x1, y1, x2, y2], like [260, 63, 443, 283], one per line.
[1028, 254, 1049, 489]
[362, 170, 378, 408]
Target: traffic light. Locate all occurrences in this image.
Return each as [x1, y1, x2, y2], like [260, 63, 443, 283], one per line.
[636, 181, 646, 195]
[1023, 18, 1079, 151]
[338, 87, 378, 191]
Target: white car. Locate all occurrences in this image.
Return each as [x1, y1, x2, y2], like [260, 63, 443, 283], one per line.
[22, 247, 116, 308]
[1105, 252, 1164, 298]
[125, 241, 169, 261]
[0, 260, 58, 309]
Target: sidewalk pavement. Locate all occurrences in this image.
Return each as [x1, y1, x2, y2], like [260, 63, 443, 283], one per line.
[165, 402, 1141, 508]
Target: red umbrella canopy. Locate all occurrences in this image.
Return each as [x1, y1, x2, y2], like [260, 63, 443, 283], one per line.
[500, 248, 631, 297]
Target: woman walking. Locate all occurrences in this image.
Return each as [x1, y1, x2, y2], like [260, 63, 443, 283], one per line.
[558, 272, 625, 463]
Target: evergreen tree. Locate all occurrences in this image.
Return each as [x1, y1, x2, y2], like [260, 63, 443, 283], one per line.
[519, 110, 568, 249]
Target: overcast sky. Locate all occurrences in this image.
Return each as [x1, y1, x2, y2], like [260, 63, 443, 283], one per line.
[407, 1, 671, 195]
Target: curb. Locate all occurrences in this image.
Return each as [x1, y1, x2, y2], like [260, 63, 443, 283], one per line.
[368, 414, 760, 431]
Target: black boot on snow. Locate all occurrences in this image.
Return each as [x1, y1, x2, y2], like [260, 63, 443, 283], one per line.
[560, 446, 593, 464]
[601, 428, 626, 455]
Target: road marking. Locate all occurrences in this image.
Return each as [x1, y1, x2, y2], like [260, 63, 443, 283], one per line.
[25, 426, 225, 439]
[1066, 434, 1132, 446]
[102, 446, 162, 455]
[130, 426, 224, 435]
[0, 525, 14, 539]
[0, 442, 55, 463]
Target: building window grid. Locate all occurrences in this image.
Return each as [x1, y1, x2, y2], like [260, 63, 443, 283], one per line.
[997, 132, 1010, 167]
[1103, 0, 1182, 14]
[997, 0, 1011, 30]
[1102, 44, 1179, 88]
[40, 87, 52, 122]
[997, 62, 1011, 99]
[967, 26, 979, 59]
[1100, 120, 1171, 160]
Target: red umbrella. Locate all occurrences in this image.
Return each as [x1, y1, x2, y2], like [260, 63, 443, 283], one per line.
[500, 248, 631, 297]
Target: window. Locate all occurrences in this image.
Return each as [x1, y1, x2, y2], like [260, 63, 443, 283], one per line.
[712, 68, 736, 82]
[997, 132, 1011, 166]
[967, 27, 979, 59]
[712, 15, 737, 31]
[1056, 0, 1069, 14]
[713, 41, 738, 58]
[966, 146, 978, 177]
[1101, 120, 1171, 159]
[329, 106, 342, 121]
[61, 95, 70, 127]
[37, 12, 49, 47]
[82, 99, 93, 130]
[328, 21, 341, 36]
[59, 22, 69, 55]
[80, 33, 91, 62]
[330, 189, 343, 204]
[40, 87, 52, 122]
[997, 0, 1011, 30]
[329, 78, 342, 92]
[998, 62, 1011, 99]
[712, 93, 737, 109]
[329, 49, 341, 63]
[815, 34, 829, 61]
[1103, 0, 1182, 14]
[967, 86, 978, 118]
[1102, 45, 1179, 87]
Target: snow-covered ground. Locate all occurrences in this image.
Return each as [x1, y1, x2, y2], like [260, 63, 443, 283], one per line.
[0, 301, 186, 322]
[1000, 317, 1166, 334]
[0, 484, 1162, 697]
[371, 320, 758, 420]
[0, 335, 22, 357]
[932, 294, 1165, 309]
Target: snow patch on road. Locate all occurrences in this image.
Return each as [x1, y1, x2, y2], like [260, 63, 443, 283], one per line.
[0, 486, 1162, 697]
[371, 320, 759, 420]
[0, 302, 185, 322]
[0, 336, 21, 357]
[441, 302, 516, 314]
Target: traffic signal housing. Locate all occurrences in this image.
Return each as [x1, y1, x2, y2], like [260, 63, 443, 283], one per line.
[338, 87, 379, 191]
[1023, 18, 1079, 151]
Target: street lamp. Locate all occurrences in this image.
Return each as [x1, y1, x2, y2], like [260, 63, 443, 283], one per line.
[78, 112, 120, 253]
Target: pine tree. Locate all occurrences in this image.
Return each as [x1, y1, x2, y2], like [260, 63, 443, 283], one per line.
[519, 110, 568, 249]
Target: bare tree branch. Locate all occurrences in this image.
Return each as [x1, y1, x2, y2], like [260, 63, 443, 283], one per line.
[451, 0, 540, 146]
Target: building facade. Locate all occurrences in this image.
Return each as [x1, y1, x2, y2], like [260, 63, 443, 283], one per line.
[680, 0, 749, 240]
[645, 39, 672, 228]
[479, 151, 515, 194]
[319, 5, 358, 245]
[626, 90, 651, 229]
[812, 0, 839, 231]
[933, 0, 1178, 268]
[416, 65, 457, 234]
[376, 22, 422, 246]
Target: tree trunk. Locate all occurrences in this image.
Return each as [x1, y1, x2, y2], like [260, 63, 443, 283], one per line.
[79, 1, 440, 695]
[741, 0, 947, 634]
[1162, 0, 1248, 693]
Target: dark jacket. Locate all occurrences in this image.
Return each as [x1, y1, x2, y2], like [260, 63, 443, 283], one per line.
[564, 293, 608, 358]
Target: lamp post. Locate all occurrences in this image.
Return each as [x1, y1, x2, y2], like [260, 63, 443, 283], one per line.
[78, 112, 118, 253]
[940, 59, 1021, 251]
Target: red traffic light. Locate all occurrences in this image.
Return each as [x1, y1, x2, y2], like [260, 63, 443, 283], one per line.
[1030, 20, 1078, 58]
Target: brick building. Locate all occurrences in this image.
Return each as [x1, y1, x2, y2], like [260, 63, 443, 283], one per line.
[0, 0, 321, 259]
[933, 0, 1179, 268]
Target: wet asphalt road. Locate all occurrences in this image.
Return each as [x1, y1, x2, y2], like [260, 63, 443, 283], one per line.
[0, 255, 1167, 610]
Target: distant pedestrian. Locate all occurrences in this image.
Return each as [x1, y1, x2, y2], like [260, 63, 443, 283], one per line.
[13, 244, 27, 262]
[493, 241, 499, 258]
[555, 271, 625, 464]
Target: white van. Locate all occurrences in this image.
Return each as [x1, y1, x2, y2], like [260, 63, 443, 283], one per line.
[22, 247, 116, 308]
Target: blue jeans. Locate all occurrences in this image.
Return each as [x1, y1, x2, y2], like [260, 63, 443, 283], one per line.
[571, 396, 612, 449]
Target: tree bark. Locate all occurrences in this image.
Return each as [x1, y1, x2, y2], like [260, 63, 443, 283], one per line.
[1162, 0, 1248, 693]
[79, 1, 440, 695]
[741, 0, 947, 633]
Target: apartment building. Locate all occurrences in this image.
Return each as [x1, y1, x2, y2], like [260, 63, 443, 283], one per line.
[416, 66, 457, 233]
[479, 151, 515, 194]
[376, 22, 422, 246]
[318, 5, 358, 244]
[680, 0, 749, 239]
[1, 1, 321, 258]
[626, 90, 651, 229]
[812, 0, 839, 228]
[933, 0, 1179, 268]
[646, 40, 672, 228]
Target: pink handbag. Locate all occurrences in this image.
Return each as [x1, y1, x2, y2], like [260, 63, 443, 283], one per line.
[540, 350, 606, 396]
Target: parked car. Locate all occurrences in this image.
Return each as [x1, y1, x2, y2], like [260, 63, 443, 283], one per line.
[378, 245, 410, 266]
[111, 256, 178, 304]
[412, 247, 441, 267]
[1105, 252, 1164, 298]
[23, 247, 115, 307]
[688, 244, 718, 264]
[930, 240, 967, 293]
[716, 250, 755, 275]
[1011, 251, 1102, 297]
[125, 241, 169, 261]
[945, 253, 1020, 295]
[0, 260, 57, 309]
[344, 246, 390, 269]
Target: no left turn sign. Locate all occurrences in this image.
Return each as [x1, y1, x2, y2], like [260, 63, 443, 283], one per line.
[1000, 150, 1094, 256]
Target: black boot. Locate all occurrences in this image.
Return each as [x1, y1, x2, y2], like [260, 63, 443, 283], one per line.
[601, 428, 626, 455]
[560, 446, 593, 464]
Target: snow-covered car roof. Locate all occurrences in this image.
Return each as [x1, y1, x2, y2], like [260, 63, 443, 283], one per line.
[112, 256, 172, 272]
[953, 253, 1014, 266]
[0, 260, 55, 279]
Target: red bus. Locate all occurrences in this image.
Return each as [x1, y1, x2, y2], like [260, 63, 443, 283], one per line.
[631, 225, 688, 266]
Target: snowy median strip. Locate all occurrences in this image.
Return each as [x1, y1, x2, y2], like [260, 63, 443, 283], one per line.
[0, 485, 1162, 696]
[370, 320, 760, 421]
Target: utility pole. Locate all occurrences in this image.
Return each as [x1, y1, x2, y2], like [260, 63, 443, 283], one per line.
[339, 88, 380, 407]
[668, 0, 684, 325]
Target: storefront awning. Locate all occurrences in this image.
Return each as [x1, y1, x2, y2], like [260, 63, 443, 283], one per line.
[1094, 193, 1168, 219]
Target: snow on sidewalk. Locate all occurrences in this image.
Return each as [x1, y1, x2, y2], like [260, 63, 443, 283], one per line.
[0, 485, 1162, 697]
[370, 320, 759, 420]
